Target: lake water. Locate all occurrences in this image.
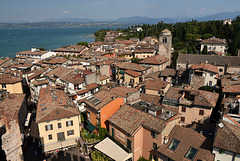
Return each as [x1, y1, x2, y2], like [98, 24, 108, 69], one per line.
[0, 27, 123, 57]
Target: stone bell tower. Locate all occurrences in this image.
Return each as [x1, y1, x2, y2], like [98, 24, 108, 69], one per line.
[159, 29, 172, 62]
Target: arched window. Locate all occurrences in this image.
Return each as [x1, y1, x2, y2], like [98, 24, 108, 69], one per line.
[163, 37, 167, 43]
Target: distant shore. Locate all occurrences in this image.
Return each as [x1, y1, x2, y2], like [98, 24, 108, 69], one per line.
[0, 22, 128, 29]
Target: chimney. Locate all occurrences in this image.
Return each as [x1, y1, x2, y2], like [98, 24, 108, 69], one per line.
[164, 136, 169, 144]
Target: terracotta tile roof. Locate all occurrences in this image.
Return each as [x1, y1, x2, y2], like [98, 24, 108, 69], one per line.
[200, 38, 227, 44]
[44, 58, 69, 65]
[16, 50, 48, 56]
[0, 74, 22, 84]
[108, 104, 167, 135]
[145, 79, 168, 91]
[134, 48, 154, 53]
[0, 94, 26, 128]
[86, 83, 98, 90]
[27, 70, 44, 80]
[100, 75, 109, 81]
[145, 71, 161, 80]
[152, 125, 214, 161]
[221, 74, 240, 86]
[0, 57, 10, 66]
[45, 66, 74, 78]
[96, 60, 114, 66]
[36, 86, 79, 123]
[76, 89, 89, 95]
[84, 90, 118, 111]
[177, 54, 240, 67]
[160, 68, 176, 77]
[222, 85, 240, 93]
[124, 70, 142, 77]
[165, 87, 183, 100]
[140, 93, 161, 106]
[54, 45, 86, 52]
[183, 89, 219, 108]
[117, 62, 147, 72]
[213, 120, 240, 153]
[32, 79, 49, 86]
[61, 72, 85, 85]
[110, 86, 138, 97]
[139, 55, 169, 65]
[191, 63, 218, 73]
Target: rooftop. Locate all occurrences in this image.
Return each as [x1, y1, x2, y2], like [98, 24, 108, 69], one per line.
[191, 63, 218, 73]
[144, 79, 169, 91]
[177, 54, 240, 67]
[110, 86, 138, 97]
[139, 55, 169, 65]
[0, 74, 22, 84]
[124, 69, 142, 78]
[213, 120, 240, 154]
[152, 125, 214, 161]
[36, 86, 79, 123]
[108, 104, 167, 135]
[84, 90, 118, 111]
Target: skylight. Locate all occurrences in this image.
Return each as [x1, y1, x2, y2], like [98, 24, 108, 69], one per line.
[168, 139, 180, 151]
[185, 147, 198, 160]
[87, 96, 102, 106]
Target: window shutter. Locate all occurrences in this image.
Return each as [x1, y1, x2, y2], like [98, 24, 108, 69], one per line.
[71, 120, 73, 126]
[50, 124, 53, 130]
[66, 121, 68, 127]
[45, 125, 48, 131]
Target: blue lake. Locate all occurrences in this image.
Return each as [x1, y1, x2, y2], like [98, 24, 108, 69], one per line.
[0, 27, 124, 57]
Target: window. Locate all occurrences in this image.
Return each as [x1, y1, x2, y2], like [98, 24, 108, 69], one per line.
[219, 149, 225, 154]
[209, 81, 212, 86]
[2, 84, 6, 88]
[199, 110, 204, 115]
[151, 131, 158, 138]
[67, 130, 74, 136]
[112, 128, 115, 138]
[66, 120, 73, 127]
[57, 132, 65, 141]
[45, 124, 53, 131]
[185, 147, 198, 160]
[182, 106, 186, 112]
[210, 73, 213, 77]
[48, 134, 53, 140]
[153, 142, 157, 150]
[181, 117, 185, 122]
[58, 123, 62, 128]
[168, 139, 180, 151]
[127, 139, 132, 150]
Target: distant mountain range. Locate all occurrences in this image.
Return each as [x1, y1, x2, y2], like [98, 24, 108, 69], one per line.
[0, 11, 240, 28]
[41, 11, 240, 24]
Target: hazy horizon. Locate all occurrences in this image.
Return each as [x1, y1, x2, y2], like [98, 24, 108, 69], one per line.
[1, 0, 240, 23]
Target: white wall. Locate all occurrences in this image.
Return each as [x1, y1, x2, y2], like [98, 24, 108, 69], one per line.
[213, 147, 237, 161]
[41, 51, 56, 60]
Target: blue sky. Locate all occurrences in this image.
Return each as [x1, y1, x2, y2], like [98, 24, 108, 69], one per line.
[1, 0, 240, 22]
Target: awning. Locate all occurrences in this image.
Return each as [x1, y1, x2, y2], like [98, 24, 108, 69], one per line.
[85, 120, 97, 133]
[94, 137, 132, 161]
[119, 71, 124, 74]
[24, 113, 31, 127]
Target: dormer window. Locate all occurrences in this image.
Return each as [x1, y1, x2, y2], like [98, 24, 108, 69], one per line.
[168, 139, 180, 151]
[185, 147, 198, 160]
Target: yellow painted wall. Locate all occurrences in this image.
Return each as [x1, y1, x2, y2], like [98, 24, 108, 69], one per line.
[38, 115, 81, 152]
[124, 74, 140, 87]
[2, 82, 23, 93]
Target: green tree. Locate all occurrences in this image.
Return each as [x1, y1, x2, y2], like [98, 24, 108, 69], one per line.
[38, 47, 45, 51]
[131, 57, 141, 63]
[77, 41, 88, 46]
[202, 45, 208, 55]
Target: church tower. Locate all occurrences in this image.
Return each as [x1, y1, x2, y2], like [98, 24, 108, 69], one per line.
[159, 29, 172, 62]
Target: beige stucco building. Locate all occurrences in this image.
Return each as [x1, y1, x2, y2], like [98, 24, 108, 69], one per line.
[36, 87, 80, 153]
[0, 74, 23, 93]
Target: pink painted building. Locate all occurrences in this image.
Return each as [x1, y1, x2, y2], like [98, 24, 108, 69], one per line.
[108, 104, 180, 161]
